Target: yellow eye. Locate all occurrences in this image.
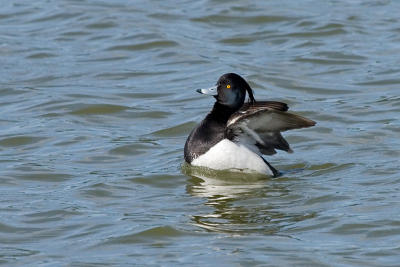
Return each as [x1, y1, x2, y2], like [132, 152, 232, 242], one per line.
[226, 84, 231, 89]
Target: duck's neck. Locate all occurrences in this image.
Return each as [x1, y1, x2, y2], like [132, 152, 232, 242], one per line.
[206, 102, 238, 123]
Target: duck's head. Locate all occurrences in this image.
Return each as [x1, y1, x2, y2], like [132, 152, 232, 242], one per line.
[197, 73, 256, 110]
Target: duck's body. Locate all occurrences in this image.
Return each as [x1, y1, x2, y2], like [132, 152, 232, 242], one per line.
[184, 73, 315, 176]
[184, 102, 276, 175]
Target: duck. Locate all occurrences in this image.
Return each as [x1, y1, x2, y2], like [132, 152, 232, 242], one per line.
[184, 73, 316, 177]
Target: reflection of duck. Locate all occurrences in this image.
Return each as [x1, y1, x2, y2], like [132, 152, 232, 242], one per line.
[184, 73, 315, 176]
[183, 165, 314, 234]
[184, 164, 268, 199]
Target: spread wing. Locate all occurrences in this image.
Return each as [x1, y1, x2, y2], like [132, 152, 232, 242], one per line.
[226, 101, 316, 155]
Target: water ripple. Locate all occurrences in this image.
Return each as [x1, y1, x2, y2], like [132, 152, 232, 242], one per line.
[1, 0, 400, 265]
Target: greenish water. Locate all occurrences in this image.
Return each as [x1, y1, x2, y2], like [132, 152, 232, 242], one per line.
[1, 0, 400, 265]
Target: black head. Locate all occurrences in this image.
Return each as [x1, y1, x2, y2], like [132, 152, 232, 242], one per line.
[197, 73, 256, 110]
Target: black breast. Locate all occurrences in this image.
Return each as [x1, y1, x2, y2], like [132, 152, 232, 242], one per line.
[184, 102, 238, 163]
[184, 118, 225, 163]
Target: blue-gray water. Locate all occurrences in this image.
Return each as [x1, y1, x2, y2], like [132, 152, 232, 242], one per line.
[1, 0, 400, 266]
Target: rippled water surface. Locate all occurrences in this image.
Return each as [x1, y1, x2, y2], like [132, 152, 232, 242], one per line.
[1, 0, 400, 265]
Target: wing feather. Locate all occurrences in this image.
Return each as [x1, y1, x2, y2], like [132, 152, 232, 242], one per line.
[226, 102, 315, 155]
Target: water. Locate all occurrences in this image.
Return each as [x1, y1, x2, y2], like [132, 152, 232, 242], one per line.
[1, 0, 400, 265]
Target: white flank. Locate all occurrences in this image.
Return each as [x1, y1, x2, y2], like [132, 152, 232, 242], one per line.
[191, 139, 274, 175]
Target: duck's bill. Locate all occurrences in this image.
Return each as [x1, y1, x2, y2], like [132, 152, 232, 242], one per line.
[196, 86, 217, 96]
